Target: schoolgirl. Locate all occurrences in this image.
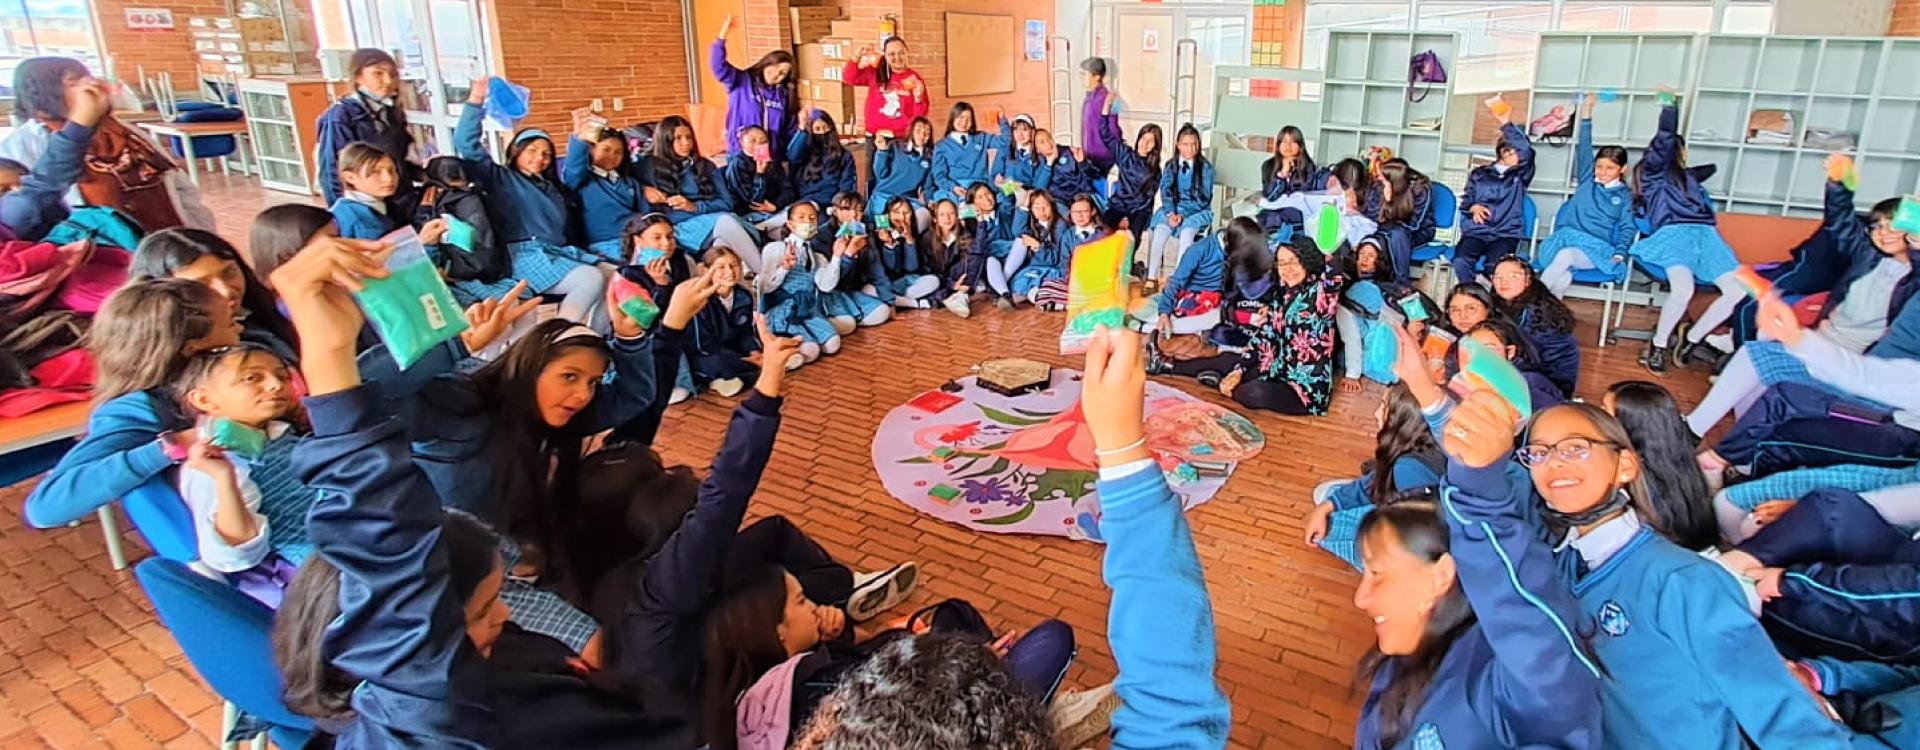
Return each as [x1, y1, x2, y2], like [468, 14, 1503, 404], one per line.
[1144, 123, 1215, 284]
[992, 113, 1050, 197]
[330, 144, 451, 275]
[1453, 114, 1535, 284]
[1630, 94, 1745, 374]
[1004, 190, 1070, 307]
[458, 80, 609, 327]
[966, 182, 1020, 308]
[314, 49, 415, 207]
[1333, 237, 1399, 392]
[710, 14, 798, 155]
[129, 228, 299, 365]
[787, 110, 858, 210]
[642, 115, 760, 264]
[415, 156, 514, 305]
[1371, 159, 1436, 282]
[1147, 216, 1262, 336]
[0, 76, 103, 241]
[1458, 319, 1565, 411]
[1165, 236, 1342, 415]
[1304, 384, 1445, 570]
[930, 102, 994, 202]
[1094, 97, 1162, 248]
[924, 199, 981, 318]
[872, 195, 944, 308]
[562, 113, 653, 263]
[687, 245, 761, 395]
[1537, 94, 1637, 299]
[866, 117, 935, 230]
[1256, 125, 1321, 237]
[1440, 283, 1500, 337]
[1489, 256, 1581, 397]
[247, 204, 338, 286]
[724, 125, 791, 239]
[758, 201, 844, 365]
[812, 191, 893, 330]
[1039, 130, 1099, 210]
[619, 212, 699, 406]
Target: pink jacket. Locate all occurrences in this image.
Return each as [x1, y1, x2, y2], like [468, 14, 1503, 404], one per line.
[734, 652, 812, 750]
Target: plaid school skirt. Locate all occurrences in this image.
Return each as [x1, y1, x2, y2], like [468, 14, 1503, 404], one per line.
[507, 240, 594, 293]
[1631, 223, 1738, 282]
[1536, 227, 1627, 278]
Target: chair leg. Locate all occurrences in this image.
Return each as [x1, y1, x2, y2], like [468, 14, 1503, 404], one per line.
[98, 506, 127, 571]
[221, 701, 240, 750]
[1598, 283, 1613, 348]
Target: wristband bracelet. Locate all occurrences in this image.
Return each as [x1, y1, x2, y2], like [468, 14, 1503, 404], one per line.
[1094, 437, 1146, 457]
[157, 432, 189, 462]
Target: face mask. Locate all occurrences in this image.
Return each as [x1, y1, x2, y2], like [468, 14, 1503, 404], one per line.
[792, 223, 816, 240]
[1544, 486, 1633, 531]
[1493, 163, 1511, 175]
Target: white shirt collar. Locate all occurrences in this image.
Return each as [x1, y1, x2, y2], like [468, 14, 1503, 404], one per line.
[1558, 510, 1642, 568]
[952, 132, 969, 144]
[343, 190, 386, 215]
[592, 165, 621, 180]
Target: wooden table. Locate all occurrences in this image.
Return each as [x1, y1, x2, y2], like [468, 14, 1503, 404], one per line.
[135, 119, 253, 187]
[0, 401, 130, 569]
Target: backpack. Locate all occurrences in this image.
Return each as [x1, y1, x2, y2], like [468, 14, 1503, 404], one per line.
[1407, 50, 1448, 103]
[1529, 105, 1575, 146]
[0, 239, 91, 325]
[1, 309, 88, 371]
[45, 206, 145, 251]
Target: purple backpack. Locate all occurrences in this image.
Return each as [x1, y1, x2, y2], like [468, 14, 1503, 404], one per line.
[1407, 50, 1448, 103]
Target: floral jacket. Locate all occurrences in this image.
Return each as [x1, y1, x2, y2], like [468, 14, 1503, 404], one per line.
[1235, 269, 1343, 414]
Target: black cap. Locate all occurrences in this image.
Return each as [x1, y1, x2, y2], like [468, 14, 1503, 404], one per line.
[1080, 57, 1107, 77]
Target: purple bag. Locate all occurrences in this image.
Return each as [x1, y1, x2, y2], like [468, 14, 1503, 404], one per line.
[1408, 50, 1448, 103]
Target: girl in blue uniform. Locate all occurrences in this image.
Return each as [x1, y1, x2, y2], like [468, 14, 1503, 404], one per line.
[1094, 97, 1162, 250]
[1145, 123, 1215, 284]
[992, 113, 1049, 199]
[786, 110, 858, 210]
[1257, 125, 1321, 237]
[1332, 237, 1398, 393]
[1373, 160, 1436, 282]
[1489, 256, 1580, 397]
[758, 201, 842, 367]
[1005, 191, 1069, 307]
[641, 115, 759, 264]
[1537, 94, 1637, 298]
[724, 125, 790, 242]
[925, 200, 981, 318]
[1146, 216, 1261, 337]
[1602, 381, 1721, 555]
[330, 143, 449, 249]
[1305, 384, 1445, 571]
[1040, 130, 1098, 210]
[866, 117, 934, 230]
[1631, 93, 1743, 374]
[872, 195, 942, 308]
[687, 246, 760, 396]
[966, 182, 1020, 308]
[458, 80, 609, 328]
[813, 191, 892, 331]
[562, 114, 652, 264]
[1350, 387, 1601, 750]
[414, 158, 513, 305]
[931, 102, 993, 203]
[1454, 113, 1535, 283]
[1458, 319, 1566, 411]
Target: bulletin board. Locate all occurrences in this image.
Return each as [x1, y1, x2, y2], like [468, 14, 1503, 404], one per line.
[945, 12, 1015, 96]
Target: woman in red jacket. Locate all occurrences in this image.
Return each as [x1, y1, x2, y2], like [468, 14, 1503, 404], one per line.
[842, 37, 928, 136]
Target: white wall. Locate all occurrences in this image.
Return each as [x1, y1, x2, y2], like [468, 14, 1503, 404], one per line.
[1771, 0, 1894, 34]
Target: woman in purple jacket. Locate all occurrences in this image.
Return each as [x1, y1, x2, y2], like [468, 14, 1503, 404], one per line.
[710, 14, 798, 158]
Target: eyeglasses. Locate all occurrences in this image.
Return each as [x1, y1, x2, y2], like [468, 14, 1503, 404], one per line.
[1870, 222, 1907, 236]
[1515, 437, 1621, 467]
[1273, 258, 1302, 269]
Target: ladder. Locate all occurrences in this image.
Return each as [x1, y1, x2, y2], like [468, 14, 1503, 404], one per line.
[1048, 35, 1076, 146]
[1171, 38, 1198, 132]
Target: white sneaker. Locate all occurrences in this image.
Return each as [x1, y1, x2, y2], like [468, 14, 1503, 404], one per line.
[847, 562, 919, 623]
[710, 378, 745, 397]
[942, 291, 972, 318]
[668, 387, 692, 405]
[785, 353, 806, 371]
[1051, 682, 1121, 749]
[1706, 332, 1734, 352]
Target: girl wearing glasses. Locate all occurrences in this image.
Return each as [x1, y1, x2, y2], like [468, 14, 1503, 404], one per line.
[1488, 256, 1580, 398]
[1390, 339, 1861, 749]
[1162, 236, 1341, 415]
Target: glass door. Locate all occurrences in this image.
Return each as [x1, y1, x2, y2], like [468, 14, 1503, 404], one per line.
[1182, 11, 1250, 129]
[344, 0, 493, 156]
[1106, 5, 1250, 135]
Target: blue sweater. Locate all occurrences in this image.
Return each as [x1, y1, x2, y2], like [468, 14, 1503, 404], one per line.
[1155, 232, 1227, 311]
[931, 131, 994, 201]
[330, 195, 391, 241]
[1157, 157, 1216, 219]
[785, 130, 857, 209]
[1516, 305, 1581, 397]
[1638, 104, 1716, 230]
[1553, 119, 1637, 253]
[1355, 461, 1602, 749]
[1097, 116, 1158, 216]
[869, 143, 932, 207]
[561, 136, 653, 247]
[315, 93, 415, 205]
[1325, 455, 1444, 512]
[992, 118, 1051, 191]
[454, 106, 576, 250]
[1460, 123, 1536, 240]
[1095, 463, 1233, 749]
[1046, 152, 1100, 207]
[0, 121, 90, 240]
[723, 152, 789, 214]
[639, 154, 735, 226]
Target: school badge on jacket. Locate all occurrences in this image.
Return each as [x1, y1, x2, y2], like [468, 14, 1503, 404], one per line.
[1599, 600, 1631, 636]
[1413, 722, 1445, 750]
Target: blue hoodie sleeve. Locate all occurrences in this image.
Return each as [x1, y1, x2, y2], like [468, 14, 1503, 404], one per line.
[1502, 123, 1536, 187]
[454, 105, 504, 190]
[1326, 472, 1372, 513]
[1643, 103, 1681, 176]
[560, 135, 593, 191]
[576, 330, 660, 434]
[1097, 464, 1232, 750]
[1, 121, 89, 239]
[1824, 179, 1875, 268]
[785, 126, 811, 165]
[1574, 118, 1596, 185]
[295, 385, 495, 748]
[1806, 657, 1920, 697]
[1440, 461, 1604, 749]
[1156, 235, 1212, 310]
[723, 155, 755, 211]
[22, 392, 172, 528]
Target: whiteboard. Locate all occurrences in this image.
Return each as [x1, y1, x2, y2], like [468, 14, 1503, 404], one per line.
[945, 12, 1014, 96]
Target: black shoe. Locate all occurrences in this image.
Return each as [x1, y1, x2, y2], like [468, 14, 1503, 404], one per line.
[1671, 320, 1695, 364]
[1683, 342, 1726, 367]
[1643, 345, 1670, 375]
[1131, 261, 1148, 280]
[1143, 339, 1173, 375]
[1195, 370, 1223, 389]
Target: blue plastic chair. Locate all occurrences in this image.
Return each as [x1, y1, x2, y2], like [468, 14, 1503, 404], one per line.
[122, 475, 199, 563]
[164, 103, 245, 167]
[134, 558, 314, 750]
[1409, 183, 1456, 265]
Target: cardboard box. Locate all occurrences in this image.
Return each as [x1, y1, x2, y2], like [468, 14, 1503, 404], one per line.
[801, 79, 854, 104]
[795, 43, 850, 82]
[789, 6, 841, 44]
[801, 97, 856, 125]
[830, 19, 889, 43]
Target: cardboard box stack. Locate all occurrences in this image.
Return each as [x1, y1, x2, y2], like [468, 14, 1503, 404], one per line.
[793, 12, 857, 134]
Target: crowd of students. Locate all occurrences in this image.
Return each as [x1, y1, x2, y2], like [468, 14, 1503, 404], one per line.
[9, 30, 1920, 748]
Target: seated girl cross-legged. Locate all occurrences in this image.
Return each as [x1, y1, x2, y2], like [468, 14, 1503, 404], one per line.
[643, 115, 760, 268]
[1304, 384, 1445, 571]
[871, 196, 944, 309]
[758, 201, 843, 368]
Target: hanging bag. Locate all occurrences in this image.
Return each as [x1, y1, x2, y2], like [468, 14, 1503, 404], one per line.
[1529, 104, 1575, 146]
[1407, 50, 1448, 103]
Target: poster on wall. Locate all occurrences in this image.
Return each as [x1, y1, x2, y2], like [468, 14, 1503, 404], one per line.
[125, 7, 174, 31]
[1142, 28, 1160, 54]
[1024, 20, 1046, 61]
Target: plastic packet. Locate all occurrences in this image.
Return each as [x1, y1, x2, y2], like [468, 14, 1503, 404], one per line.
[874, 213, 893, 230]
[1896, 195, 1920, 235]
[1827, 155, 1859, 191]
[442, 214, 477, 252]
[838, 220, 866, 238]
[1453, 338, 1532, 418]
[999, 179, 1022, 196]
[610, 270, 661, 329]
[959, 204, 978, 220]
[1483, 94, 1511, 120]
[1059, 231, 1133, 354]
[356, 227, 470, 368]
[634, 246, 668, 266]
[203, 416, 268, 460]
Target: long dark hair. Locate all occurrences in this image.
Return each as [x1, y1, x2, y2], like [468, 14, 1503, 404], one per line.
[1330, 158, 1368, 196]
[943, 101, 977, 137]
[1370, 385, 1441, 507]
[1491, 256, 1574, 335]
[1164, 123, 1208, 204]
[505, 129, 559, 182]
[1526, 402, 1660, 538]
[875, 36, 909, 87]
[651, 116, 717, 196]
[799, 112, 851, 185]
[13, 56, 88, 121]
[1376, 159, 1430, 227]
[1225, 221, 1274, 290]
[1465, 317, 1544, 372]
[1261, 125, 1317, 190]
[1353, 503, 1476, 748]
[1442, 283, 1502, 335]
[744, 48, 798, 101]
[467, 319, 613, 542]
[922, 199, 968, 274]
[1631, 138, 1690, 210]
[701, 565, 794, 750]
[274, 510, 501, 721]
[558, 439, 700, 606]
[883, 195, 933, 273]
[248, 204, 336, 283]
[1606, 381, 1716, 551]
[130, 228, 298, 353]
[1134, 123, 1164, 189]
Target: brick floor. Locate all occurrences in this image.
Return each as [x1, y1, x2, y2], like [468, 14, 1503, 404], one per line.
[0, 172, 1712, 749]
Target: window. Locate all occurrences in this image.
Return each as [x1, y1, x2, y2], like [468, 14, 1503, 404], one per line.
[0, 0, 102, 96]
[343, 0, 493, 153]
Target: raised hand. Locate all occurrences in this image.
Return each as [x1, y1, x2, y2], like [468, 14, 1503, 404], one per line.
[269, 236, 392, 351]
[753, 312, 802, 397]
[662, 266, 720, 331]
[718, 13, 734, 39]
[1441, 389, 1520, 469]
[1579, 92, 1597, 120]
[66, 78, 108, 127]
[1755, 294, 1805, 346]
[458, 280, 538, 353]
[1081, 325, 1149, 467]
[468, 76, 492, 105]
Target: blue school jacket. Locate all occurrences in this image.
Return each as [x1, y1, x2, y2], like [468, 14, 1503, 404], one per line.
[785, 130, 857, 209]
[639, 154, 736, 226]
[561, 135, 653, 247]
[689, 289, 759, 381]
[1325, 455, 1444, 512]
[971, 207, 1016, 259]
[1158, 157, 1216, 219]
[1459, 123, 1536, 240]
[0, 121, 88, 241]
[992, 118, 1051, 192]
[931, 131, 993, 201]
[874, 231, 930, 279]
[1011, 212, 1070, 272]
[1553, 119, 1637, 254]
[1096, 117, 1157, 217]
[1516, 305, 1581, 397]
[331, 195, 392, 240]
[1817, 180, 1920, 328]
[454, 106, 575, 249]
[1094, 463, 1233, 749]
[1155, 232, 1227, 312]
[869, 143, 932, 208]
[315, 93, 415, 205]
[1047, 152, 1100, 208]
[1356, 461, 1602, 750]
[1638, 104, 1716, 230]
[723, 152, 790, 215]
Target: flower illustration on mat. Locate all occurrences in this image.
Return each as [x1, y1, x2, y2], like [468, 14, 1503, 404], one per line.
[914, 420, 984, 451]
[959, 476, 1024, 506]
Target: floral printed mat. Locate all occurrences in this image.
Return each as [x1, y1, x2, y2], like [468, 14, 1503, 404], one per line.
[871, 370, 1264, 542]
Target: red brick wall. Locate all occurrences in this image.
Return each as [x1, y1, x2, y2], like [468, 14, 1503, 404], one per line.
[490, 0, 694, 138]
[1893, 0, 1920, 34]
[91, 0, 251, 83]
